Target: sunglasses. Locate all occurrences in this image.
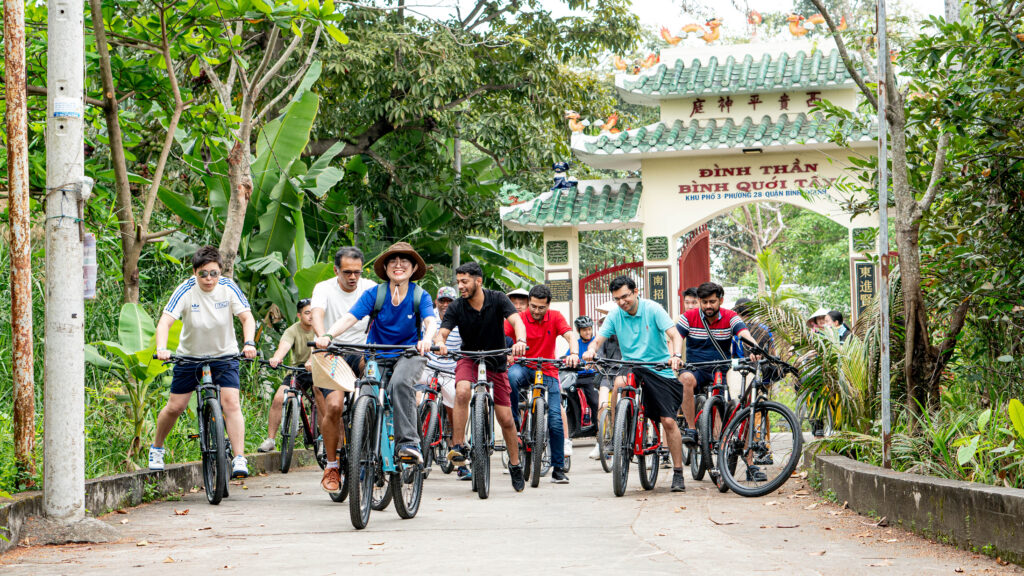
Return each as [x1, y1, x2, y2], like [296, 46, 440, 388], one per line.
[197, 270, 220, 279]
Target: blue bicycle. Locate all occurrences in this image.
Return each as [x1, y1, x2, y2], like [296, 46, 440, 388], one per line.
[316, 343, 428, 529]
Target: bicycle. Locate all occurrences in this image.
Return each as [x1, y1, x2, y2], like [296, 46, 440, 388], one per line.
[513, 357, 566, 487]
[314, 343, 431, 529]
[156, 353, 255, 505]
[715, 349, 803, 497]
[594, 358, 669, 497]
[690, 360, 738, 492]
[418, 367, 456, 477]
[445, 349, 512, 500]
[260, 361, 317, 474]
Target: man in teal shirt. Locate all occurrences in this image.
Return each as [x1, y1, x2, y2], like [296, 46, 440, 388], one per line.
[583, 276, 686, 491]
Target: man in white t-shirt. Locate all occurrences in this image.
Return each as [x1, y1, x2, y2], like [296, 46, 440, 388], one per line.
[150, 246, 258, 478]
[309, 246, 375, 493]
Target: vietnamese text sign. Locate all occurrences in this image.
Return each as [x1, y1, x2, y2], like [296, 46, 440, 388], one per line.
[548, 278, 573, 303]
[546, 240, 569, 265]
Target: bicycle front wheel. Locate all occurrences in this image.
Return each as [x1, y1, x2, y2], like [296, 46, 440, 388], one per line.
[200, 398, 228, 505]
[611, 398, 634, 497]
[391, 462, 423, 519]
[529, 396, 547, 488]
[597, 407, 613, 473]
[719, 401, 803, 498]
[471, 392, 491, 499]
[280, 396, 299, 473]
[438, 413, 454, 474]
[637, 418, 660, 490]
[348, 394, 378, 529]
[418, 400, 439, 478]
[698, 395, 726, 488]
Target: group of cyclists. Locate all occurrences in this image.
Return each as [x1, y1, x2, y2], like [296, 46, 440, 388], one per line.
[146, 241, 777, 498]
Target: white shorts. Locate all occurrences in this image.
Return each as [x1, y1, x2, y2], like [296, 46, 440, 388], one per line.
[417, 369, 456, 409]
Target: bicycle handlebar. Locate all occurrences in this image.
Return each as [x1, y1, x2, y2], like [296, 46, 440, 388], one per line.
[155, 353, 255, 364]
[259, 359, 308, 372]
[593, 357, 671, 371]
[443, 348, 514, 358]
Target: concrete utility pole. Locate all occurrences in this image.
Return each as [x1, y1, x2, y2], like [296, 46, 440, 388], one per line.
[876, 0, 893, 469]
[44, 0, 89, 520]
[5, 0, 36, 487]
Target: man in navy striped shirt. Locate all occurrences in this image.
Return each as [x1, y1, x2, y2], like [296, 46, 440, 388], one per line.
[676, 282, 760, 447]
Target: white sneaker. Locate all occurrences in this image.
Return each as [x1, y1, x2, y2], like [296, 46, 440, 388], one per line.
[148, 446, 165, 471]
[257, 438, 275, 453]
[232, 455, 249, 478]
[588, 443, 600, 459]
[563, 438, 573, 457]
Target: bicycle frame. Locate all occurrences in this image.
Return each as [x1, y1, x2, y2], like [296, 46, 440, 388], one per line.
[617, 372, 662, 458]
[420, 370, 446, 449]
[359, 357, 401, 475]
[472, 361, 496, 452]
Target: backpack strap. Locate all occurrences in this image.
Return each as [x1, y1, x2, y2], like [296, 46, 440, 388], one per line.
[366, 283, 388, 333]
[413, 284, 425, 337]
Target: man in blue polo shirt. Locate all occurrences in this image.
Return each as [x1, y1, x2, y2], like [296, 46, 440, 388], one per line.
[582, 276, 686, 491]
[676, 282, 762, 449]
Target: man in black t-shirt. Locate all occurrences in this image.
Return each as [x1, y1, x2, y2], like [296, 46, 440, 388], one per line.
[434, 262, 528, 492]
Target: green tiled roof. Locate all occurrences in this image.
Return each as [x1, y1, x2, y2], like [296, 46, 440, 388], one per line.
[501, 181, 642, 231]
[579, 113, 874, 155]
[621, 49, 858, 98]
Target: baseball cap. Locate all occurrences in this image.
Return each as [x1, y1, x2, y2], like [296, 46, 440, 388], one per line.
[437, 286, 458, 301]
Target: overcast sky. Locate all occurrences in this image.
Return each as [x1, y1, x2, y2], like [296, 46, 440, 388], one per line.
[411, 0, 945, 32]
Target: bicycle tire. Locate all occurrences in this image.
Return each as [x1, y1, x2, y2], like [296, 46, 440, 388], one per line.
[419, 400, 439, 479]
[438, 413, 454, 474]
[689, 395, 707, 480]
[280, 396, 299, 474]
[529, 396, 547, 488]
[471, 392, 490, 499]
[348, 394, 377, 529]
[637, 418, 660, 490]
[717, 400, 739, 493]
[521, 410, 532, 485]
[719, 401, 803, 498]
[597, 407, 613, 473]
[563, 455, 571, 473]
[201, 398, 228, 505]
[611, 398, 634, 497]
[371, 463, 393, 511]
[328, 447, 350, 503]
[698, 395, 725, 486]
[390, 463, 423, 519]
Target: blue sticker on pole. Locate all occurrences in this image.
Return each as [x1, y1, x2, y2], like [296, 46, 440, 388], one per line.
[53, 97, 83, 119]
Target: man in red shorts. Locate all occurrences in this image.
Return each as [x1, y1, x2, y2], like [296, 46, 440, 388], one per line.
[433, 262, 528, 492]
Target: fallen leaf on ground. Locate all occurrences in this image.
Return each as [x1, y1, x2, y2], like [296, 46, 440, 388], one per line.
[777, 524, 800, 529]
[115, 509, 128, 515]
[827, 510, 844, 516]
[708, 517, 738, 526]
[137, 540, 149, 547]
[284, 492, 295, 495]
[794, 489, 810, 496]
[163, 557, 174, 564]
[799, 471, 808, 479]
[196, 527, 212, 531]
[885, 538, 899, 543]
[370, 542, 385, 545]
[868, 560, 892, 567]
[242, 486, 248, 490]
[804, 503, 819, 510]
[954, 568, 964, 573]
[823, 527, 832, 531]
[174, 509, 189, 516]
[120, 519, 129, 525]
[189, 487, 200, 493]
[764, 500, 779, 506]
[257, 472, 268, 477]
[842, 501, 849, 509]
[853, 531, 873, 538]
[809, 550, 826, 556]
[230, 481, 243, 486]
[997, 558, 1010, 566]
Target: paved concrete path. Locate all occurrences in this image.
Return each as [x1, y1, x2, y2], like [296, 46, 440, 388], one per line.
[2, 442, 1020, 575]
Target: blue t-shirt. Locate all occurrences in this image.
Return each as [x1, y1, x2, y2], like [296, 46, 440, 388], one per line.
[348, 282, 435, 348]
[598, 299, 675, 378]
[565, 336, 596, 375]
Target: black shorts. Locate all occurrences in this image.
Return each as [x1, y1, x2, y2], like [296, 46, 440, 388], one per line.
[320, 354, 363, 398]
[170, 360, 239, 395]
[681, 368, 724, 394]
[632, 367, 683, 421]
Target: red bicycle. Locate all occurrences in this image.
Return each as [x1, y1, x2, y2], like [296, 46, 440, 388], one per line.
[595, 358, 669, 497]
[418, 367, 456, 477]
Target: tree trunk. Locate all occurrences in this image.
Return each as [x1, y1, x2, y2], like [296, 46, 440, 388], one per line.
[220, 134, 253, 278]
[89, 0, 140, 302]
[889, 103, 939, 417]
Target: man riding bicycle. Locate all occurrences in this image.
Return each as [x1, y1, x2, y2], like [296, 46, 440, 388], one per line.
[315, 242, 437, 468]
[506, 285, 579, 484]
[259, 298, 317, 453]
[150, 246, 258, 478]
[309, 246, 376, 492]
[676, 282, 763, 463]
[582, 276, 685, 491]
[432, 262, 529, 492]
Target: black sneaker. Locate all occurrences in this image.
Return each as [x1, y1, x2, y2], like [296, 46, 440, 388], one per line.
[447, 445, 468, 465]
[509, 464, 525, 492]
[399, 444, 423, 465]
[746, 466, 768, 482]
[671, 471, 686, 492]
[551, 468, 569, 484]
[457, 466, 472, 481]
[681, 428, 698, 446]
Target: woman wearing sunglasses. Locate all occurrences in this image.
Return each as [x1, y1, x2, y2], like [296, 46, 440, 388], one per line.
[150, 245, 258, 478]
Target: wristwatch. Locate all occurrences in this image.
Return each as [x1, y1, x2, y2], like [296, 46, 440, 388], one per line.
[672, 353, 682, 358]
[243, 340, 256, 347]
[516, 338, 527, 344]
